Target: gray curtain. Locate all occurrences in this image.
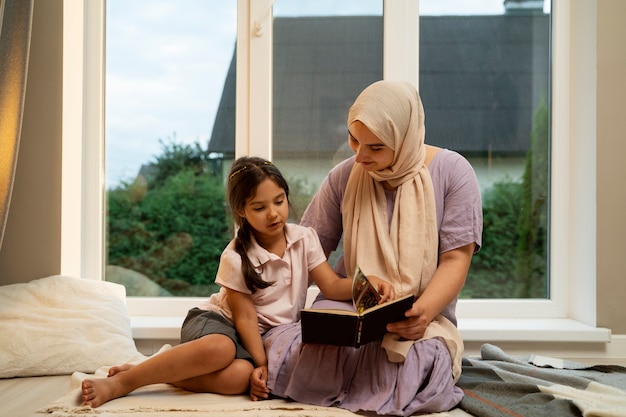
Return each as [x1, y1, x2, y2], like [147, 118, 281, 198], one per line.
[0, 0, 34, 249]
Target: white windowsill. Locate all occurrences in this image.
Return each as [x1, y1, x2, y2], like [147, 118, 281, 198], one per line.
[130, 315, 611, 343]
[129, 289, 612, 343]
[457, 318, 611, 342]
[131, 316, 185, 340]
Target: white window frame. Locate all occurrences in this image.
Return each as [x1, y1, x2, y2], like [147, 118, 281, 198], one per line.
[61, 0, 609, 342]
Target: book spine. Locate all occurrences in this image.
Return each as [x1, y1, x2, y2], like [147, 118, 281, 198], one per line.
[356, 318, 363, 347]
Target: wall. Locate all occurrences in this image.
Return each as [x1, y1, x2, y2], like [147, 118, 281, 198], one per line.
[596, 0, 626, 334]
[0, 0, 624, 338]
[0, 0, 62, 283]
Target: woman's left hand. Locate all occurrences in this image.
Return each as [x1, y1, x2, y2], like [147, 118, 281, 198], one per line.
[386, 301, 429, 340]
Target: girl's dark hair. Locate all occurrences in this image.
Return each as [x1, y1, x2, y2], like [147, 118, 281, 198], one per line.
[227, 156, 290, 293]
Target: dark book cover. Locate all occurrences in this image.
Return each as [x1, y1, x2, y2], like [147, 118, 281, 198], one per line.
[301, 293, 415, 347]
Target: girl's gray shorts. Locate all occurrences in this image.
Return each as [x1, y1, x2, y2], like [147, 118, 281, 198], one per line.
[181, 307, 254, 364]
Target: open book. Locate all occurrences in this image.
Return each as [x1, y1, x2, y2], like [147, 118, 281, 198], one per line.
[301, 266, 415, 347]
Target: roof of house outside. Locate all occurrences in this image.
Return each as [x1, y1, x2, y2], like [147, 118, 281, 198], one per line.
[209, 13, 549, 158]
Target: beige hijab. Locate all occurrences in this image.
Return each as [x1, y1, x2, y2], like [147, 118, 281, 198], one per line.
[342, 80, 438, 297]
[343, 81, 463, 381]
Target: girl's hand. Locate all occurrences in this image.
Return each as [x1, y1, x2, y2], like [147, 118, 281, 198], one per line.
[249, 365, 270, 401]
[366, 275, 395, 303]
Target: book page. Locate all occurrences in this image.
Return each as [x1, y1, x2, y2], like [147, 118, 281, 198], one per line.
[352, 265, 382, 313]
[358, 294, 415, 345]
[301, 307, 359, 316]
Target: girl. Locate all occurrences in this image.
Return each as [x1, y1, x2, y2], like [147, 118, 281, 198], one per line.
[81, 156, 392, 407]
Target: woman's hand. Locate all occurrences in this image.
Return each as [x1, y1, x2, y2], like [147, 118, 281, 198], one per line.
[386, 243, 476, 340]
[366, 275, 395, 303]
[249, 365, 270, 401]
[386, 300, 429, 340]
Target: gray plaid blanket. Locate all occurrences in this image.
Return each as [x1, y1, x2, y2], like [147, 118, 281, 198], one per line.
[457, 344, 626, 417]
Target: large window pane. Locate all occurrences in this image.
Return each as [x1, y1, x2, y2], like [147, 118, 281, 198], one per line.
[420, 0, 551, 299]
[271, 0, 382, 222]
[105, 0, 236, 296]
[270, 0, 550, 299]
[272, 0, 382, 267]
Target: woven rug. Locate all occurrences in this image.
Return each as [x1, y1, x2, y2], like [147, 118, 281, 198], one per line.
[38, 345, 468, 417]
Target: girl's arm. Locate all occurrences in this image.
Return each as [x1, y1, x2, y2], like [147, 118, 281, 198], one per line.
[387, 242, 475, 340]
[309, 262, 394, 302]
[309, 262, 352, 300]
[225, 288, 269, 400]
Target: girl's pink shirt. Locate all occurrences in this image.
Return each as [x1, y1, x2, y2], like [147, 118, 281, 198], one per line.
[196, 223, 326, 334]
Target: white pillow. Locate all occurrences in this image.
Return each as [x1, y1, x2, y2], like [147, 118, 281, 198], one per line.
[0, 275, 145, 378]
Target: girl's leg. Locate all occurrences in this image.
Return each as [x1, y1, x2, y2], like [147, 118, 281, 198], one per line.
[81, 333, 239, 408]
[172, 358, 253, 394]
[107, 356, 254, 394]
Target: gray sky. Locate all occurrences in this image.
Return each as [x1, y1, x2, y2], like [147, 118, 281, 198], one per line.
[105, 0, 518, 188]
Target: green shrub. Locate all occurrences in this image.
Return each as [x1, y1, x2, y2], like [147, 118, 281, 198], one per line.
[514, 99, 549, 298]
[106, 141, 230, 296]
[462, 180, 522, 298]
[463, 100, 549, 299]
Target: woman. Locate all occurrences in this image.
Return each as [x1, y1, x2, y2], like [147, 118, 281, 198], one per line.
[263, 80, 482, 416]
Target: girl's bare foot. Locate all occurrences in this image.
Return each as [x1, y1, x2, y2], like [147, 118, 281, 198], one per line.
[108, 363, 134, 377]
[81, 376, 128, 408]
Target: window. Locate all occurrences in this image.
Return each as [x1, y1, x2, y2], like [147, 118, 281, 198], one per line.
[418, 2, 551, 300]
[104, 0, 236, 297]
[105, 1, 548, 300]
[64, 0, 605, 340]
[268, 0, 552, 299]
[271, 0, 382, 268]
